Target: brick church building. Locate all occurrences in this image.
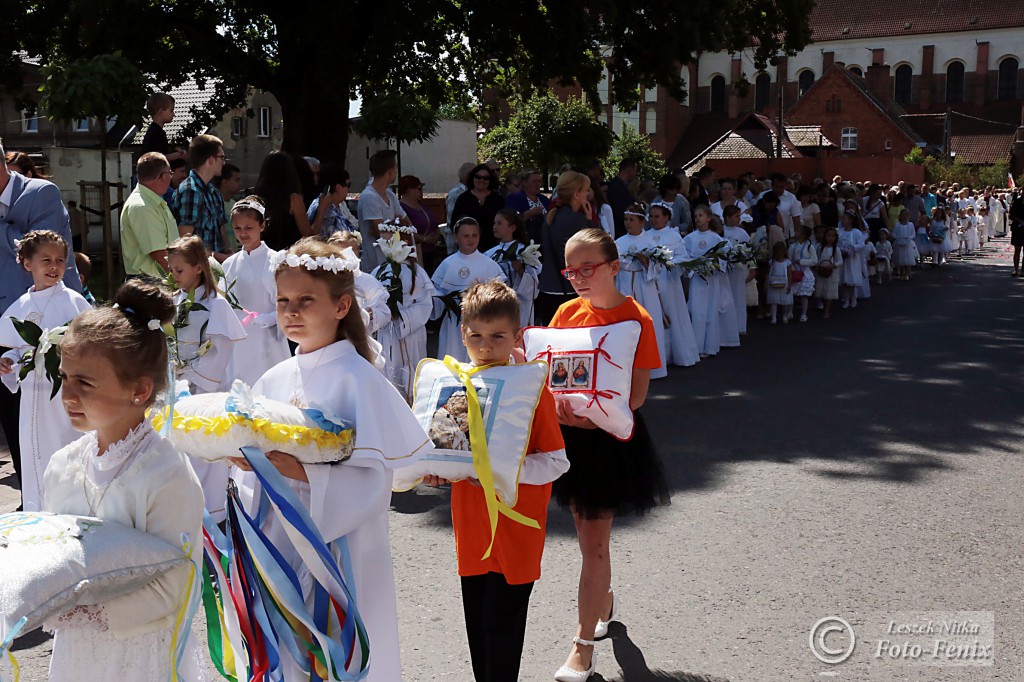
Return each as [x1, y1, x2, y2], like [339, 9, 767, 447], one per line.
[585, 0, 1024, 181]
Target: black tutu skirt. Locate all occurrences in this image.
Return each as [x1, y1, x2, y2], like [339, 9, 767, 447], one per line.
[553, 411, 671, 519]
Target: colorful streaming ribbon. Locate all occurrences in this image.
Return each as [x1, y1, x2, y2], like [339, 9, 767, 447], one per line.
[201, 447, 369, 681]
[440, 357, 540, 560]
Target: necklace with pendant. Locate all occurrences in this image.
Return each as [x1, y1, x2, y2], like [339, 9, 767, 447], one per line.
[26, 285, 57, 325]
[290, 351, 326, 408]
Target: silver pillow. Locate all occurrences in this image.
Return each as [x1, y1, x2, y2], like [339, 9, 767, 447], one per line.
[0, 512, 188, 642]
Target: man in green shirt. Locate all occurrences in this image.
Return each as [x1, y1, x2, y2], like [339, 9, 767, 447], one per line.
[122, 152, 181, 278]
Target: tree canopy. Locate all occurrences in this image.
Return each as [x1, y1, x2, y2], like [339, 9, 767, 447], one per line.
[604, 122, 667, 183]
[4, 0, 815, 163]
[479, 93, 613, 180]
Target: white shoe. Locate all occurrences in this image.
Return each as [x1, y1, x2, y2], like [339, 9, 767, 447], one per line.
[851, 299, 858, 308]
[595, 591, 617, 639]
[554, 637, 597, 681]
[799, 315, 808, 322]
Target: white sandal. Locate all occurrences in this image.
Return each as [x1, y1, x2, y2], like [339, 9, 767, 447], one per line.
[594, 589, 617, 639]
[553, 637, 597, 681]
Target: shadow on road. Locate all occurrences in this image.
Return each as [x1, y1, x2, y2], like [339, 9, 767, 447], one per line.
[591, 622, 729, 682]
[10, 628, 51, 652]
[395, 253, 1024, 534]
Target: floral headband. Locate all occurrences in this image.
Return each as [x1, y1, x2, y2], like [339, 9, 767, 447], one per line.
[380, 218, 417, 236]
[232, 198, 266, 216]
[623, 210, 646, 218]
[650, 200, 674, 218]
[270, 248, 360, 274]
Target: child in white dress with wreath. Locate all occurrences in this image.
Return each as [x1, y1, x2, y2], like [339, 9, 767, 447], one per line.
[0, 230, 92, 511]
[221, 196, 291, 387]
[787, 225, 817, 322]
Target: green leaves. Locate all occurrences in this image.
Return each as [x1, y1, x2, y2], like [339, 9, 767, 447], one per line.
[38, 52, 148, 127]
[604, 121, 667, 184]
[479, 92, 612, 178]
[353, 93, 440, 146]
[11, 318, 42, 348]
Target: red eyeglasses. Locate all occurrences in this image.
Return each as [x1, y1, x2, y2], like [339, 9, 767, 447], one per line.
[560, 261, 612, 280]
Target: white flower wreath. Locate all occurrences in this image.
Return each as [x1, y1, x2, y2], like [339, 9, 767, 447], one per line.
[269, 249, 361, 274]
[380, 218, 418, 236]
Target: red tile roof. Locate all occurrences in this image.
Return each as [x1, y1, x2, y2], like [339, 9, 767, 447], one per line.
[809, 0, 1024, 42]
[950, 134, 1014, 164]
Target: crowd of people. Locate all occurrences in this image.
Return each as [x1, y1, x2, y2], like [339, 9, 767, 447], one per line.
[2, 94, 1024, 682]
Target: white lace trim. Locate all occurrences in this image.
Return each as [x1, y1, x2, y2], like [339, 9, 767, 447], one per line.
[86, 420, 156, 478]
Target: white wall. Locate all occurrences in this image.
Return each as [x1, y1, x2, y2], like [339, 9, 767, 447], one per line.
[697, 27, 1024, 86]
[345, 119, 478, 191]
[47, 147, 134, 249]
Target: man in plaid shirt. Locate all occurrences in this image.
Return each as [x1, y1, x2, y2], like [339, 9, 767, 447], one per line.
[176, 134, 233, 262]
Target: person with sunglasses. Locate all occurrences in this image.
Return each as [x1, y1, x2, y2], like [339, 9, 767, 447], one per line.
[451, 163, 505, 253]
[307, 163, 357, 239]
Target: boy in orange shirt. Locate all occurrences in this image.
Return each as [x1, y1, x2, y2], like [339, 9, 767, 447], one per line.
[424, 280, 568, 682]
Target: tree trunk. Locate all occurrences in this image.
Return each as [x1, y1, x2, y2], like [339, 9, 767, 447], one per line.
[278, 78, 353, 166]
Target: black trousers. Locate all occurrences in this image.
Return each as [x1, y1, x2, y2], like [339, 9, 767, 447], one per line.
[535, 292, 577, 327]
[461, 573, 535, 682]
[0, 383, 22, 509]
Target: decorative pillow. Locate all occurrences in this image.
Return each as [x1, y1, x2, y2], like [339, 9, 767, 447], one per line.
[150, 381, 354, 464]
[394, 359, 548, 506]
[523, 320, 641, 440]
[0, 512, 188, 645]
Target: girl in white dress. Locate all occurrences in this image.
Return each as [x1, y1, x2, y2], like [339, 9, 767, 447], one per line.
[615, 204, 668, 379]
[230, 238, 430, 682]
[836, 211, 866, 309]
[787, 225, 817, 322]
[222, 196, 291, 387]
[166, 235, 246, 522]
[722, 206, 754, 334]
[484, 208, 541, 329]
[814, 228, 843, 319]
[0, 230, 91, 511]
[371, 223, 436, 399]
[875, 229, 894, 284]
[927, 208, 953, 267]
[765, 242, 793, 324]
[892, 210, 917, 280]
[647, 204, 700, 365]
[42, 280, 207, 682]
[962, 206, 981, 253]
[431, 217, 506, 362]
[683, 206, 730, 355]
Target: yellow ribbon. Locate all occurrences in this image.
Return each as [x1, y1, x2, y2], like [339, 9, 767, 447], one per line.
[168, 538, 198, 680]
[441, 357, 540, 560]
[5, 651, 19, 681]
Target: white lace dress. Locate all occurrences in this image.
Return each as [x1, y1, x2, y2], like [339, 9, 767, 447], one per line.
[42, 423, 208, 682]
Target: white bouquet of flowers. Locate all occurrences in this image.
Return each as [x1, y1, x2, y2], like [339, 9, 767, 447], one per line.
[519, 241, 542, 269]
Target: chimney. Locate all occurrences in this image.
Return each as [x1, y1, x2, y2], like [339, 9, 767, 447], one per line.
[866, 63, 893, 105]
[921, 45, 935, 109]
[823, 51, 835, 71]
[871, 48, 885, 66]
[974, 41, 990, 107]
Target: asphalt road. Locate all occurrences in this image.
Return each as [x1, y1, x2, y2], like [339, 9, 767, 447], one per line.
[4, 239, 1023, 681]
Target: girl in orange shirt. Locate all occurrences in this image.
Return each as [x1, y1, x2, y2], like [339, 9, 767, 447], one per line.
[549, 228, 669, 681]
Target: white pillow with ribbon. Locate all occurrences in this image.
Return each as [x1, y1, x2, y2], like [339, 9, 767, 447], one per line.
[522, 320, 641, 440]
[395, 358, 548, 508]
[150, 381, 355, 464]
[0, 513, 189, 649]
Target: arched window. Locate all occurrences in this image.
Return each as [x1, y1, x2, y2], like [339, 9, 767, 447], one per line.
[798, 70, 815, 97]
[848, 66, 863, 77]
[894, 64, 913, 104]
[710, 75, 726, 112]
[946, 61, 965, 103]
[755, 73, 771, 111]
[841, 127, 858, 151]
[998, 57, 1019, 101]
